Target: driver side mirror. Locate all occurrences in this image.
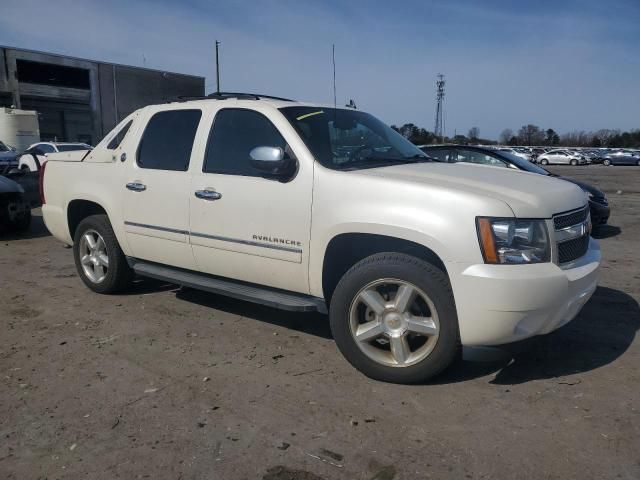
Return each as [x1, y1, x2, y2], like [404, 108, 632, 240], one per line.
[249, 146, 296, 179]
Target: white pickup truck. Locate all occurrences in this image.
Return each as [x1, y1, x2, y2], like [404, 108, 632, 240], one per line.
[41, 93, 600, 383]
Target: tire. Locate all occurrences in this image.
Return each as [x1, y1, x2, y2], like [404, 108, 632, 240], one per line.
[540, 158, 548, 165]
[329, 253, 459, 384]
[11, 209, 31, 232]
[637, 159, 640, 166]
[570, 159, 577, 166]
[73, 214, 132, 294]
[603, 159, 611, 166]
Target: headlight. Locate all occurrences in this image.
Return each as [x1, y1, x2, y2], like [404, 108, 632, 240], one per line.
[477, 218, 550, 264]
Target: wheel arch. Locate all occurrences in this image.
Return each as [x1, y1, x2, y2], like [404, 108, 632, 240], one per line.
[320, 232, 449, 304]
[67, 199, 108, 240]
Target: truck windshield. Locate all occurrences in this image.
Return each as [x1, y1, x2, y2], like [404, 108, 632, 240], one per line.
[280, 107, 430, 170]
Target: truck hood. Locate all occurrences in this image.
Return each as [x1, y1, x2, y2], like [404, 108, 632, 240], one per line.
[0, 151, 18, 161]
[358, 162, 587, 218]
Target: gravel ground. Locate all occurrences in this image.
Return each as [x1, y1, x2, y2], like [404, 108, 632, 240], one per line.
[1, 165, 639, 480]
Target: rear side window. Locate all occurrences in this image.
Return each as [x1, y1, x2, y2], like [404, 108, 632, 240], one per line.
[203, 109, 286, 176]
[107, 120, 133, 150]
[137, 110, 201, 171]
[35, 143, 56, 154]
[423, 148, 452, 162]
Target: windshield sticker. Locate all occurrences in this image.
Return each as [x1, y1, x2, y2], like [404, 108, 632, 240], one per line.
[296, 110, 324, 121]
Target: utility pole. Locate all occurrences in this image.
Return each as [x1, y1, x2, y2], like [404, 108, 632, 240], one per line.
[332, 44, 337, 109]
[215, 40, 221, 94]
[434, 74, 445, 142]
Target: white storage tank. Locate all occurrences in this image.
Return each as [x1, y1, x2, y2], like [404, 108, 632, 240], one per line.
[0, 108, 40, 153]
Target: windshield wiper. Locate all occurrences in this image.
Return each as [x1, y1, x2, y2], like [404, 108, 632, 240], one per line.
[341, 155, 432, 170]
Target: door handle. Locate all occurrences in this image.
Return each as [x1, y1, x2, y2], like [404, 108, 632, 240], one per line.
[195, 189, 222, 201]
[126, 182, 147, 192]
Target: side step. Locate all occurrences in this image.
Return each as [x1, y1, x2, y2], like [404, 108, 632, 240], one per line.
[131, 260, 327, 314]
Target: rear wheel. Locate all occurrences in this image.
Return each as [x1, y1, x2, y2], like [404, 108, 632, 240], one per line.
[73, 214, 132, 294]
[329, 253, 459, 384]
[570, 159, 578, 166]
[603, 159, 611, 166]
[636, 159, 640, 166]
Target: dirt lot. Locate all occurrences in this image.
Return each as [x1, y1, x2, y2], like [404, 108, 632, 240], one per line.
[1, 165, 639, 480]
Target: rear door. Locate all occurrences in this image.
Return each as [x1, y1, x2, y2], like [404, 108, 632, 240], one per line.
[189, 106, 313, 293]
[121, 107, 203, 270]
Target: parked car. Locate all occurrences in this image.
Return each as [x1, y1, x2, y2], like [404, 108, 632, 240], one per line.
[496, 147, 533, 162]
[41, 93, 599, 384]
[0, 174, 32, 232]
[0, 140, 19, 173]
[421, 145, 610, 225]
[602, 150, 640, 166]
[18, 142, 92, 172]
[537, 149, 587, 166]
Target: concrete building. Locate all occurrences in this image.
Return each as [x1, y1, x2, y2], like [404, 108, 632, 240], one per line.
[0, 46, 205, 146]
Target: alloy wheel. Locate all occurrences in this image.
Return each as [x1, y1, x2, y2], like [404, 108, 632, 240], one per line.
[348, 279, 440, 367]
[78, 229, 109, 283]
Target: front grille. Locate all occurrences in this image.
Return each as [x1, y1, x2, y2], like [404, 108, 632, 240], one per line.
[553, 206, 589, 229]
[558, 235, 589, 263]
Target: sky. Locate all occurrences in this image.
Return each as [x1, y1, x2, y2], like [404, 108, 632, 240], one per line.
[1, 0, 639, 139]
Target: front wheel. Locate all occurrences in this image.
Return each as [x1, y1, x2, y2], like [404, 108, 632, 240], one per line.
[73, 214, 132, 294]
[540, 158, 549, 165]
[329, 253, 459, 384]
[603, 159, 611, 166]
[570, 159, 578, 166]
[636, 159, 640, 166]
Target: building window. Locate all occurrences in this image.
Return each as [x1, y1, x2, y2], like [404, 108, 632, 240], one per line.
[16, 59, 91, 90]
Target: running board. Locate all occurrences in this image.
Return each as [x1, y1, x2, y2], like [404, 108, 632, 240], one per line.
[130, 260, 327, 314]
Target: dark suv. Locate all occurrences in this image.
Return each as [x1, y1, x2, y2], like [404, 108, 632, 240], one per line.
[421, 145, 610, 226]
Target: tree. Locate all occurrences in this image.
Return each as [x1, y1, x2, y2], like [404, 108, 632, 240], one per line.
[468, 127, 480, 141]
[518, 124, 544, 145]
[499, 129, 513, 145]
[545, 128, 559, 146]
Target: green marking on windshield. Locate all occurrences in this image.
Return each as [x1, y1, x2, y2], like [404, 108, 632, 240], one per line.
[296, 110, 324, 121]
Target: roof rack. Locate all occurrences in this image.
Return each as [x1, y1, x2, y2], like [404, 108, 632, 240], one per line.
[175, 92, 295, 102]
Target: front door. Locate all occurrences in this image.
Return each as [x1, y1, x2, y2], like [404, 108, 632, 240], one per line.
[189, 107, 313, 293]
[122, 108, 202, 270]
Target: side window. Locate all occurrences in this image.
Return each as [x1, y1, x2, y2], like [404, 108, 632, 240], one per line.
[424, 149, 452, 162]
[203, 109, 287, 176]
[36, 143, 55, 154]
[137, 110, 201, 171]
[107, 120, 133, 150]
[457, 149, 506, 167]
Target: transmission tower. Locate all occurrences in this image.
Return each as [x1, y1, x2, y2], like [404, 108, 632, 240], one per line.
[434, 74, 445, 141]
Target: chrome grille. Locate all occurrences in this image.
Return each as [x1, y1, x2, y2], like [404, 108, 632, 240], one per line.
[558, 235, 590, 263]
[553, 206, 589, 230]
[553, 205, 590, 264]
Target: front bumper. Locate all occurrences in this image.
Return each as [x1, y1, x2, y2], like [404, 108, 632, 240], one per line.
[448, 237, 600, 346]
[589, 199, 610, 225]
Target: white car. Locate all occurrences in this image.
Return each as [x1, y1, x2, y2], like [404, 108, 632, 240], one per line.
[537, 149, 587, 166]
[18, 142, 92, 172]
[40, 93, 600, 384]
